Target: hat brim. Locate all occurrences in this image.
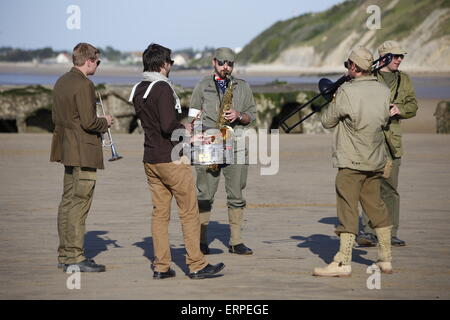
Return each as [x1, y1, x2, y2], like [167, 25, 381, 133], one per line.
[380, 48, 407, 55]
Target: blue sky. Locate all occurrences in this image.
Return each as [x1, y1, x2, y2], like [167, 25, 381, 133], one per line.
[0, 0, 343, 51]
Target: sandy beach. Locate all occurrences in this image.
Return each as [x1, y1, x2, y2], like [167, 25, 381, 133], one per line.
[0, 62, 448, 300]
[0, 133, 449, 300]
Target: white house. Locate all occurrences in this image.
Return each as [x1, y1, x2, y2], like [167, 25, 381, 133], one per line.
[56, 53, 71, 64]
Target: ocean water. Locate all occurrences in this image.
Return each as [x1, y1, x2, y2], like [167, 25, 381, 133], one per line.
[0, 72, 449, 99]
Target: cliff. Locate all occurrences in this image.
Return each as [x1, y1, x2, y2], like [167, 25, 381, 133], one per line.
[237, 0, 450, 72]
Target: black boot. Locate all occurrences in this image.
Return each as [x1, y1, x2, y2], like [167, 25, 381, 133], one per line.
[200, 243, 210, 255]
[188, 263, 225, 279]
[356, 233, 378, 247]
[153, 268, 176, 279]
[391, 236, 406, 246]
[63, 259, 105, 272]
[229, 243, 253, 255]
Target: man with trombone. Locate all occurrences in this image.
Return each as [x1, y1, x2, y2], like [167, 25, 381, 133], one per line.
[357, 40, 418, 248]
[313, 46, 394, 277]
[50, 43, 113, 272]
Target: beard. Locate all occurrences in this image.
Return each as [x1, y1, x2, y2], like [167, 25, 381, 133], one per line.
[214, 66, 231, 79]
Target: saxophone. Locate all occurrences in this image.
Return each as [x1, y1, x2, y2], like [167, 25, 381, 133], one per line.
[207, 78, 236, 172]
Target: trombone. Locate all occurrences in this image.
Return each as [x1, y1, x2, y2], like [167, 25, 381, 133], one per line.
[97, 92, 123, 161]
[279, 53, 393, 133]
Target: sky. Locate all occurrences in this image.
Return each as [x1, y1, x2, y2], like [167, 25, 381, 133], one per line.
[0, 0, 343, 52]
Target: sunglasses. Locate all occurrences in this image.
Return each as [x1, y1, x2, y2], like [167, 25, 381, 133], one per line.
[344, 60, 351, 69]
[392, 54, 404, 59]
[90, 58, 101, 66]
[216, 59, 234, 67]
[167, 59, 174, 66]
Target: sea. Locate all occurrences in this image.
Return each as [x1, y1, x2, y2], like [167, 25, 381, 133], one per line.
[0, 72, 449, 99]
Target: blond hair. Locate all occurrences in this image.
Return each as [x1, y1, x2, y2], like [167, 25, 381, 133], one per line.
[72, 43, 99, 66]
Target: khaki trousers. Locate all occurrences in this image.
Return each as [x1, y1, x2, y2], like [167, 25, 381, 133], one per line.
[57, 166, 96, 264]
[195, 164, 248, 211]
[195, 164, 248, 245]
[335, 168, 391, 236]
[144, 162, 207, 273]
[363, 158, 401, 236]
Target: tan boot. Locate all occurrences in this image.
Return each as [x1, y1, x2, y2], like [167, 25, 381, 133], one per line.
[375, 225, 393, 274]
[228, 207, 244, 246]
[313, 261, 352, 277]
[313, 233, 355, 277]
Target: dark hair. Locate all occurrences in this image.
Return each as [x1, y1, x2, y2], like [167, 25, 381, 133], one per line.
[348, 59, 370, 74]
[142, 43, 172, 72]
[72, 43, 99, 66]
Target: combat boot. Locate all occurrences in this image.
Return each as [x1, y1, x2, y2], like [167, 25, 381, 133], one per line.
[199, 211, 211, 254]
[228, 207, 244, 246]
[313, 233, 355, 277]
[374, 225, 393, 274]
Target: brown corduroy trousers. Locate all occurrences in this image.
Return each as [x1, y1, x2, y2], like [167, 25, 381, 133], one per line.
[144, 162, 208, 273]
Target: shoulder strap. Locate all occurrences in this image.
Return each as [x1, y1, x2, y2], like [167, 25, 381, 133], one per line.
[128, 82, 142, 102]
[392, 72, 401, 102]
[143, 80, 167, 99]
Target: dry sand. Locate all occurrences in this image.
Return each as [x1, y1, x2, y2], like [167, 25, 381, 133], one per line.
[0, 133, 449, 300]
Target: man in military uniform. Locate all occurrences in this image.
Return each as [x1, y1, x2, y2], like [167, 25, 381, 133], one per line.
[188, 47, 257, 255]
[357, 40, 418, 247]
[313, 46, 394, 277]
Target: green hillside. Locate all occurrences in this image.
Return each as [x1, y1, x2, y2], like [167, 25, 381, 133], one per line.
[237, 0, 450, 64]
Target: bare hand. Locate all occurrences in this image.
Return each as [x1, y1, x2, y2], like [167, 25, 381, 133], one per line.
[102, 115, 113, 127]
[223, 109, 241, 123]
[190, 134, 211, 144]
[389, 104, 400, 117]
[183, 122, 192, 134]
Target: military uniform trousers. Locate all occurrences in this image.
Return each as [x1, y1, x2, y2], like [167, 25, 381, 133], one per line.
[57, 166, 97, 265]
[335, 168, 391, 236]
[362, 157, 401, 236]
[144, 162, 208, 273]
[195, 163, 248, 245]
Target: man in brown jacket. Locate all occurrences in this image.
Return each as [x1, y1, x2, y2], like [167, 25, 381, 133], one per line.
[51, 43, 113, 272]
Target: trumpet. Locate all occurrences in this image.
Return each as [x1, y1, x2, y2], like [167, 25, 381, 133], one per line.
[279, 53, 393, 133]
[97, 92, 123, 161]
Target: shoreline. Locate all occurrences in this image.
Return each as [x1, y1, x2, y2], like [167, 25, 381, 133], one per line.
[2, 62, 450, 78]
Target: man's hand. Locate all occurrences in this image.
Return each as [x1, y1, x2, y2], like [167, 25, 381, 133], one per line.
[389, 104, 400, 117]
[183, 122, 192, 134]
[223, 109, 241, 123]
[190, 133, 211, 144]
[101, 115, 114, 127]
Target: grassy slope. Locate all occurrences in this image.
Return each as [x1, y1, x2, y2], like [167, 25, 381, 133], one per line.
[237, 0, 450, 64]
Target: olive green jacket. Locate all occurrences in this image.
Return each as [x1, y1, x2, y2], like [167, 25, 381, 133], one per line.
[376, 70, 418, 158]
[188, 75, 257, 130]
[50, 67, 109, 169]
[321, 76, 391, 172]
